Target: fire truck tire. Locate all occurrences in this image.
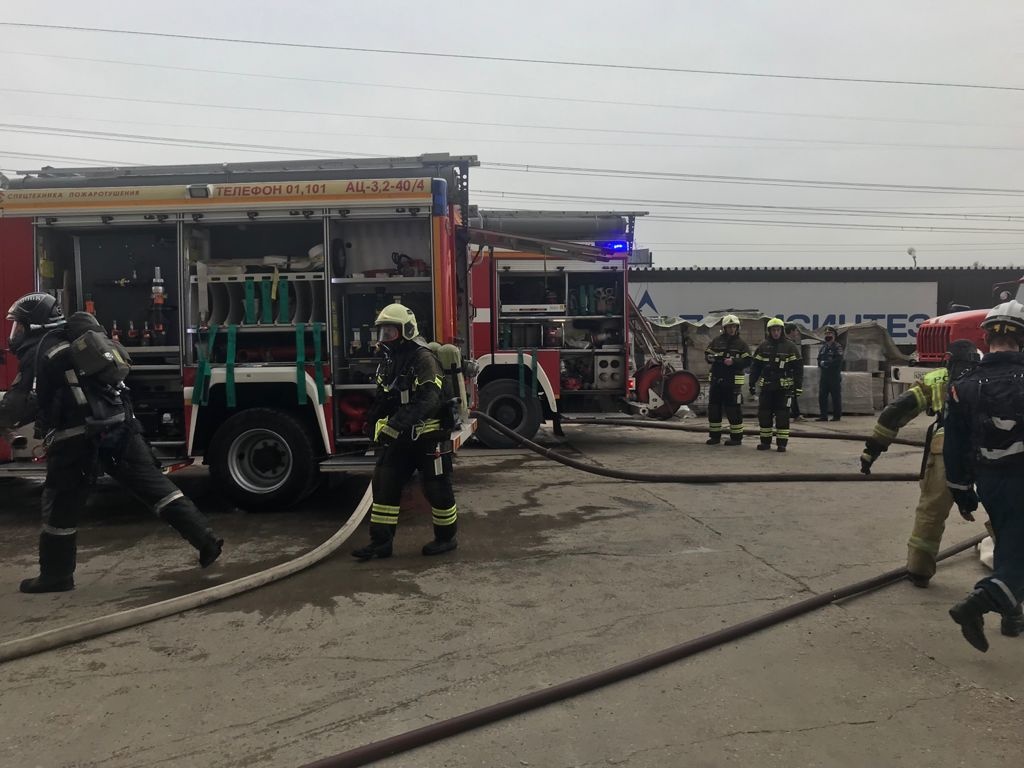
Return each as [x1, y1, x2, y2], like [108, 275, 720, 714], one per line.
[207, 408, 319, 511]
[476, 379, 543, 449]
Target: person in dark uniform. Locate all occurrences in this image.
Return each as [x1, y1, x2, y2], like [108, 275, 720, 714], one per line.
[816, 325, 844, 421]
[704, 314, 751, 446]
[945, 300, 1024, 651]
[352, 303, 459, 560]
[1, 293, 222, 593]
[748, 318, 803, 453]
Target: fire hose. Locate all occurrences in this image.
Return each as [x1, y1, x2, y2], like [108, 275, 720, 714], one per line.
[471, 411, 920, 483]
[0, 484, 373, 665]
[564, 416, 925, 449]
[0, 415, 920, 664]
[301, 532, 987, 768]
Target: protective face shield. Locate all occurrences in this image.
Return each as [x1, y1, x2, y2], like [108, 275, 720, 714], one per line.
[375, 324, 401, 346]
[6, 318, 25, 351]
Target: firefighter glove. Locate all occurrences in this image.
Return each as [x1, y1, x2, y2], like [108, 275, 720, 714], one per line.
[748, 384, 757, 396]
[950, 486, 979, 522]
[374, 418, 400, 444]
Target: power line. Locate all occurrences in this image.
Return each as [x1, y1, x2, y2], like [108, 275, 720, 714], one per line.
[4, 88, 1020, 152]
[473, 189, 1024, 221]
[642, 214, 1024, 233]
[479, 163, 1024, 197]
[0, 150, 140, 165]
[2, 22, 1022, 93]
[0, 113, 828, 152]
[0, 49, 1011, 130]
[0, 122, 384, 160]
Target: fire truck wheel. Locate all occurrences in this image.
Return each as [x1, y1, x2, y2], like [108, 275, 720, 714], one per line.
[208, 408, 319, 511]
[476, 379, 543, 448]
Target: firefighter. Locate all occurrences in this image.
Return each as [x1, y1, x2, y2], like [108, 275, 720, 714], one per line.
[1, 294, 222, 593]
[945, 301, 1024, 651]
[704, 314, 751, 446]
[860, 340, 981, 587]
[352, 303, 458, 561]
[748, 317, 803, 452]
[816, 325, 844, 421]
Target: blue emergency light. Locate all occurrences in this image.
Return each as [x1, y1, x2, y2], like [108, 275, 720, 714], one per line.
[597, 240, 629, 252]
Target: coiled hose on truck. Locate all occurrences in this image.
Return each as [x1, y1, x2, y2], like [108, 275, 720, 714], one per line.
[301, 531, 987, 768]
[0, 414, 922, 665]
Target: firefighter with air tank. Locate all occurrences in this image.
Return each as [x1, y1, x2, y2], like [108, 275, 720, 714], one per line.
[351, 303, 460, 561]
[748, 317, 803, 452]
[704, 314, 751, 446]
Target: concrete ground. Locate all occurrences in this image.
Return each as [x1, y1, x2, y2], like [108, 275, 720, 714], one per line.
[0, 415, 1021, 768]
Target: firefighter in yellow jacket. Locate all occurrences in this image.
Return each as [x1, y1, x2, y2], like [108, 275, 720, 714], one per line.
[352, 304, 458, 561]
[859, 340, 980, 587]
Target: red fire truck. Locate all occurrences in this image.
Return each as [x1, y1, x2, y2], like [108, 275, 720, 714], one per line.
[0, 154, 480, 508]
[891, 276, 1024, 385]
[0, 156, 698, 506]
[467, 211, 700, 448]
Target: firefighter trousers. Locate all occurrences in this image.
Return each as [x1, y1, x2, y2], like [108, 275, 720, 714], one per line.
[370, 436, 457, 538]
[974, 468, 1024, 613]
[906, 432, 954, 579]
[707, 378, 744, 440]
[36, 431, 218, 580]
[757, 388, 792, 445]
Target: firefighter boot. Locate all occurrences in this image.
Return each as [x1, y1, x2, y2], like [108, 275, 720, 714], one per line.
[161, 503, 224, 568]
[756, 438, 772, 451]
[949, 588, 1000, 653]
[1001, 604, 1024, 638]
[705, 434, 721, 446]
[20, 532, 76, 593]
[352, 523, 395, 561]
[776, 439, 788, 453]
[422, 522, 458, 556]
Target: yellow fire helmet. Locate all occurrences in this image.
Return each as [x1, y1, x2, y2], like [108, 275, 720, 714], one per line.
[374, 303, 418, 341]
[722, 314, 740, 327]
[766, 317, 785, 329]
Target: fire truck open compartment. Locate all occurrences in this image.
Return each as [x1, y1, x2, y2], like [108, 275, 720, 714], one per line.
[36, 223, 186, 446]
[328, 216, 436, 441]
[495, 260, 627, 409]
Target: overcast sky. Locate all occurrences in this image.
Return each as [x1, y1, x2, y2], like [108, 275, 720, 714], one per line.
[2, 1, 1023, 268]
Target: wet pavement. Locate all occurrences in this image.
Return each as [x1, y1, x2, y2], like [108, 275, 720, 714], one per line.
[0, 416, 1021, 767]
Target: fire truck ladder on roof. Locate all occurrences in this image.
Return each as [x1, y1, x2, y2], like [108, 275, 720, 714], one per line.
[465, 228, 618, 263]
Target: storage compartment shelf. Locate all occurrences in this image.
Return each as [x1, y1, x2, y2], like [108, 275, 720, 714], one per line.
[127, 345, 181, 354]
[331, 276, 431, 285]
[186, 324, 326, 334]
[499, 315, 623, 321]
[189, 272, 324, 283]
[334, 384, 377, 391]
